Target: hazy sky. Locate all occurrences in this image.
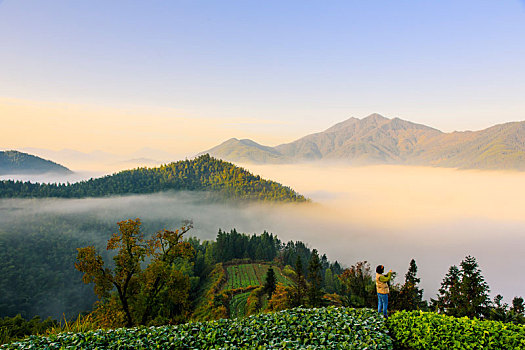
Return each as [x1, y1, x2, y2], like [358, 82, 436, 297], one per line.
[1, 1, 525, 154]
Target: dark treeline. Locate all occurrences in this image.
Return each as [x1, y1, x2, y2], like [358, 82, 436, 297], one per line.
[0, 213, 178, 321]
[207, 228, 343, 276]
[0, 154, 307, 202]
[0, 221, 102, 320]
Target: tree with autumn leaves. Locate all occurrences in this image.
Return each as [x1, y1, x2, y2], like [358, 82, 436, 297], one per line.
[75, 219, 194, 327]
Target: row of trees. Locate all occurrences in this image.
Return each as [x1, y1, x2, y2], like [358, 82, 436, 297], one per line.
[264, 253, 524, 326]
[0, 154, 307, 202]
[213, 229, 281, 262]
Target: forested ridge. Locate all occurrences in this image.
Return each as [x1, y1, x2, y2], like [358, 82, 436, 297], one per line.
[0, 151, 71, 175]
[0, 154, 306, 202]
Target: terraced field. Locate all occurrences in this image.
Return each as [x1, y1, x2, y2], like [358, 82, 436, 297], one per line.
[222, 263, 294, 318]
[223, 263, 292, 291]
[229, 292, 250, 319]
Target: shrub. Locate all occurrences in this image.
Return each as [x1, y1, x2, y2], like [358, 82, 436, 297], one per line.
[388, 310, 525, 349]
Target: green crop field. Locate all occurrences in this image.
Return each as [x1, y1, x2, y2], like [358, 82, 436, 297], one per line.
[1, 307, 393, 349]
[220, 263, 294, 319]
[3, 307, 523, 349]
[224, 264, 292, 291]
[229, 292, 250, 319]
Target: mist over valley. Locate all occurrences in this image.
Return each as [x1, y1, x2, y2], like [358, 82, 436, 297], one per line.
[1, 161, 523, 320]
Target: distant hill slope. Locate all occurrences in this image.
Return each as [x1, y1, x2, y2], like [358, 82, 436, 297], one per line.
[0, 150, 72, 175]
[199, 138, 290, 164]
[0, 154, 307, 202]
[201, 114, 525, 170]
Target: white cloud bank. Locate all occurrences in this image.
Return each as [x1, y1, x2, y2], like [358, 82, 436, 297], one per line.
[1, 163, 524, 302]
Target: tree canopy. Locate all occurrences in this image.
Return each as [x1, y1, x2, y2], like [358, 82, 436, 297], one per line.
[75, 219, 194, 327]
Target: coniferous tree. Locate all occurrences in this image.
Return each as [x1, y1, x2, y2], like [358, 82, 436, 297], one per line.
[436, 256, 490, 318]
[323, 268, 338, 294]
[458, 255, 490, 318]
[307, 249, 323, 307]
[291, 256, 307, 307]
[510, 297, 525, 324]
[436, 265, 461, 316]
[397, 259, 425, 310]
[263, 267, 277, 299]
[489, 295, 512, 322]
[511, 297, 525, 315]
[331, 261, 343, 275]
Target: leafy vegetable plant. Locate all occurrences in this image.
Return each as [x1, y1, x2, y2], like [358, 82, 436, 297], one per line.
[2, 307, 393, 349]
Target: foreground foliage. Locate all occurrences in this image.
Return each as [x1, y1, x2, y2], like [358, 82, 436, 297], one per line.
[1, 307, 393, 349]
[0, 315, 55, 346]
[0, 313, 98, 346]
[387, 310, 525, 349]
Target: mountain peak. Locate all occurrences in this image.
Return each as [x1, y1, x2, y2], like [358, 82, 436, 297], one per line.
[363, 113, 388, 122]
[324, 114, 390, 133]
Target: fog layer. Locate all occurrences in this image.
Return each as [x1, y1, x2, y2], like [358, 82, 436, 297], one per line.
[1, 164, 524, 307]
[240, 163, 525, 301]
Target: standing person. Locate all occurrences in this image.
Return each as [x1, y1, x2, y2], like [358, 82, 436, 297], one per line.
[376, 265, 392, 318]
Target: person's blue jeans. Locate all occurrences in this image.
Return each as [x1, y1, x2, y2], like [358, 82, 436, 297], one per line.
[377, 293, 388, 317]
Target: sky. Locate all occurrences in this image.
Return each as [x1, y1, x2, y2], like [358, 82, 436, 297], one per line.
[1, 1, 525, 155]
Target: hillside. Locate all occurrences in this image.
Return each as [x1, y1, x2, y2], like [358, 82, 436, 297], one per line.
[0, 154, 307, 202]
[222, 263, 293, 318]
[0, 151, 71, 175]
[201, 114, 525, 170]
[199, 138, 290, 164]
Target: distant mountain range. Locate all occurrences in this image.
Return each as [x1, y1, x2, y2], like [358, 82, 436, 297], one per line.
[0, 150, 72, 175]
[18, 147, 180, 171]
[201, 114, 525, 170]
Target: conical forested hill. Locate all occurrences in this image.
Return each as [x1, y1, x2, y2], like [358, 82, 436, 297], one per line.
[0, 154, 307, 202]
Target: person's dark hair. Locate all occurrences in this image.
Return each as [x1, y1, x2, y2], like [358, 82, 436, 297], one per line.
[376, 265, 384, 274]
